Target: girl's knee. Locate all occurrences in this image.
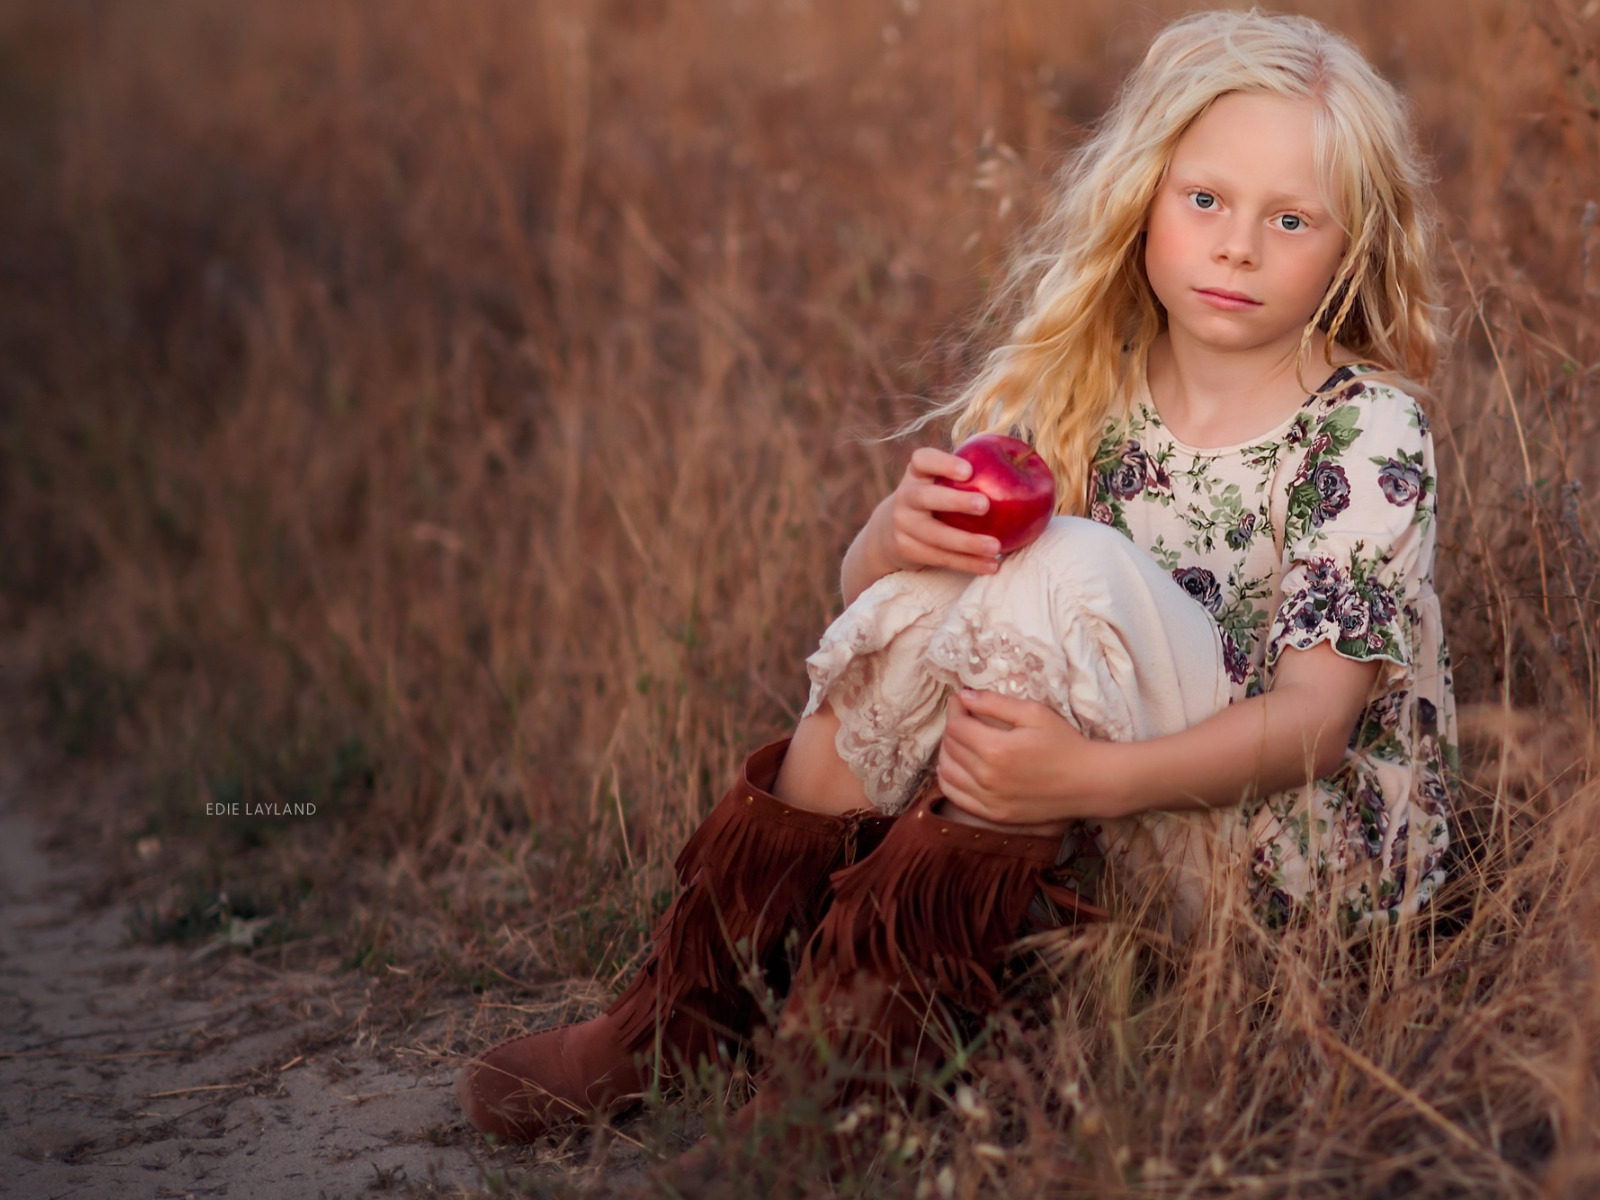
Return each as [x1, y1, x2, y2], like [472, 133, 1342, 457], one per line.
[1031, 515, 1135, 555]
[1005, 516, 1154, 583]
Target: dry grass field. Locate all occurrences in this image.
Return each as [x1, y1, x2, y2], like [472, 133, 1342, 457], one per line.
[3, 0, 1599, 1194]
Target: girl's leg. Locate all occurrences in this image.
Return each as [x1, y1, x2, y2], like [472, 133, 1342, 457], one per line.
[937, 794, 1071, 839]
[457, 733, 893, 1143]
[771, 702, 875, 817]
[810, 517, 1236, 921]
[463, 566, 961, 1145]
[665, 785, 1096, 1183]
[685, 520, 1230, 1167]
[779, 699, 1071, 836]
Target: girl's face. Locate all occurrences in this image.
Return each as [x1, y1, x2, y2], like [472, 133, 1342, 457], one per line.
[1143, 92, 1348, 361]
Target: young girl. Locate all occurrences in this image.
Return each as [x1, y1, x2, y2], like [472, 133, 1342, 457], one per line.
[457, 8, 1456, 1146]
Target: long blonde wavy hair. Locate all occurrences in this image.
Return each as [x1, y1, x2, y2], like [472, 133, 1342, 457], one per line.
[937, 9, 1444, 514]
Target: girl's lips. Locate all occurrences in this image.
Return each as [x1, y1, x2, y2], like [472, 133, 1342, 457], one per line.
[1196, 288, 1262, 310]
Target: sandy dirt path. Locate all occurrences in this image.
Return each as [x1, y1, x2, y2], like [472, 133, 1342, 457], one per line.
[0, 797, 500, 1199]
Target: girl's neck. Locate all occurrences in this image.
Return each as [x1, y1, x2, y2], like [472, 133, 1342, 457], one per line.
[1145, 331, 1345, 449]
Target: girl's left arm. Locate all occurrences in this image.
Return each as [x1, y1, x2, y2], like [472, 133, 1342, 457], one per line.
[936, 641, 1380, 829]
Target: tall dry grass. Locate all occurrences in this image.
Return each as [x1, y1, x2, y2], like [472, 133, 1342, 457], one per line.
[2, 0, 1598, 1194]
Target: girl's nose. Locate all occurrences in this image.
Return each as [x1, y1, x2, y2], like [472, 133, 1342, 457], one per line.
[1212, 217, 1260, 267]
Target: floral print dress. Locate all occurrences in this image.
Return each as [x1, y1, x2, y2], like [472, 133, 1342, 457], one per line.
[1090, 366, 1457, 926]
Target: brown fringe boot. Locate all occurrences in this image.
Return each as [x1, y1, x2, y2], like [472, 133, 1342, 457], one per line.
[678, 787, 1105, 1175]
[455, 740, 894, 1142]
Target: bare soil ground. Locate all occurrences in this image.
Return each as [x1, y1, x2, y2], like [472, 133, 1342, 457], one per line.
[0, 796, 501, 1199]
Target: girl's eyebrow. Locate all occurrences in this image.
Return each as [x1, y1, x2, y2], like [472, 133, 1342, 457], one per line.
[1165, 169, 1331, 214]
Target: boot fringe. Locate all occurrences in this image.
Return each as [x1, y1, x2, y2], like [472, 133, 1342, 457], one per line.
[609, 742, 892, 1066]
[774, 794, 1105, 1099]
[808, 800, 1070, 1013]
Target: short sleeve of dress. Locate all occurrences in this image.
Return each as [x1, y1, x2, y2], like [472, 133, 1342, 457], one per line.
[1264, 379, 1435, 692]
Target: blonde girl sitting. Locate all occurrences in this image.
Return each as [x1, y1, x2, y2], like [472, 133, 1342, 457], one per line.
[457, 8, 1456, 1147]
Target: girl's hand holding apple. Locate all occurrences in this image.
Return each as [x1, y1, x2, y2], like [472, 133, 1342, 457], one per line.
[844, 437, 1058, 605]
[875, 446, 1007, 576]
[932, 434, 1057, 553]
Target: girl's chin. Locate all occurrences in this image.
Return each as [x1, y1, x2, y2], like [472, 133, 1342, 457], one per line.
[1167, 324, 1305, 355]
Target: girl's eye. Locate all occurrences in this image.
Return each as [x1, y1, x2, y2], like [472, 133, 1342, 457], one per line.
[1277, 213, 1305, 232]
[1190, 191, 1217, 211]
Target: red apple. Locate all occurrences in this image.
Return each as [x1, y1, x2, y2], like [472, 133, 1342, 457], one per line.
[934, 433, 1057, 554]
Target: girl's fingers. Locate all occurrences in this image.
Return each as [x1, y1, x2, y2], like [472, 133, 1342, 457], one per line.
[937, 751, 1009, 824]
[882, 445, 1001, 574]
[940, 700, 996, 772]
[889, 523, 1001, 574]
[895, 504, 1001, 561]
[909, 551, 1002, 576]
[899, 535, 1002, 572]
[912, 478, 990, 518]
[935, 746, 984, 811]
[908, 446, 973, 483]
[903, 450, 989, 518]
[900, 501, 995, 540]
[953, 689, 1035, 727]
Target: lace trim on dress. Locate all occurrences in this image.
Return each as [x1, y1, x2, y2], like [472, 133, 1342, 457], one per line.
[924, 605, 1102, 724]
[806, 593, 1127, 812]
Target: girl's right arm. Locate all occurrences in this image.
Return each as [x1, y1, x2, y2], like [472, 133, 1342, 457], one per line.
[840, 447, 1006, 606]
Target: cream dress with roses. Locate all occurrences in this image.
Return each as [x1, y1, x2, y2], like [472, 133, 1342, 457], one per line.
[804, 367, 1456, 930]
